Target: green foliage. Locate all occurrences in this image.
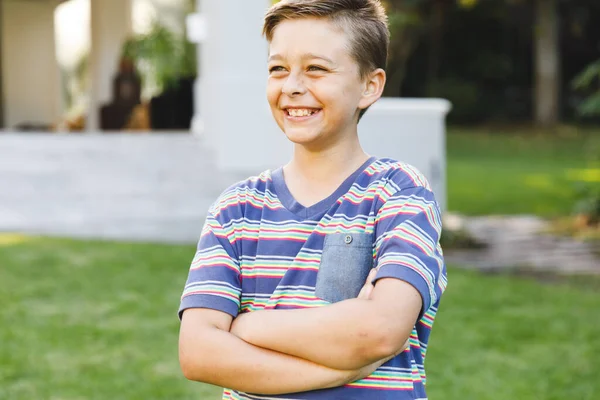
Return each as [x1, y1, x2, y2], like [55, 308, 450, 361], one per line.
[122, 22, 197, 94]
[572, 59, 600, 90]
[427, 78, 480, 121]
[382, 0, 429, 96]
[386, 6, 425, 57]
[387, 7, 422, 30]
[572, 59, 600, 117]
[58, 51, 91, 116]
[572, 181, 600, 223]
[440, 228, 486, 250]
[398, 0, 600, 123]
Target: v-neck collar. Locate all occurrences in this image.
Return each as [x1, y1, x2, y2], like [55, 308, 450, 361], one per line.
[271, 156, 377, 220]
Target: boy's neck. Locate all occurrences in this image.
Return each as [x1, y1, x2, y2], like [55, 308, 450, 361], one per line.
[282, 137, 370, 207]
[290, 145, 368, 180]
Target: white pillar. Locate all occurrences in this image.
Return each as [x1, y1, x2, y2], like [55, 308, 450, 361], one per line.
[190, 0, 291, 172]
[186, 9, 205, 137]
[88, 0, 132, 131]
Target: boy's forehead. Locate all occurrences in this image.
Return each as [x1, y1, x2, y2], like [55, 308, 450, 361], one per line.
[268, 18, 352, 60]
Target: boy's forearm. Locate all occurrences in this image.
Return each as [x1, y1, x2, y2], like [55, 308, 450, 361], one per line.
[180, 322, 359, 394]
[231, 299, 396, 370]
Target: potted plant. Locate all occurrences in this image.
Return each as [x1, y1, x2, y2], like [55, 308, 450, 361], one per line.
[122, 21, 197, 130]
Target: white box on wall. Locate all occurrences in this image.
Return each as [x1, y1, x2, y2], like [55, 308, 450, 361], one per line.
[359, 98, 451, 212]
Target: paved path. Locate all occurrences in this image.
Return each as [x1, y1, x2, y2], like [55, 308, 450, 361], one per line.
[444, 214, 599, 275]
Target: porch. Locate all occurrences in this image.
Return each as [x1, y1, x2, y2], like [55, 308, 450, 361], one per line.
[0, 0, 451, 243]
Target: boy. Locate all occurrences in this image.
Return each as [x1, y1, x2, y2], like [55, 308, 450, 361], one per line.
[178, 0, 447, 399]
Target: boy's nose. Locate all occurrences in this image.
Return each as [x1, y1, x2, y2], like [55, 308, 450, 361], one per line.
[281, 74, 307, 97]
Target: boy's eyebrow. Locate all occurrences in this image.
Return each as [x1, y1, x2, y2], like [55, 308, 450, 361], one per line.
[268, 53, 335, 64]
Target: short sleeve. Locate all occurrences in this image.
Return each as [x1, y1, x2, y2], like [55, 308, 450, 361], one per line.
[373, 186, 447, 314]
[178, 212, 242, 319]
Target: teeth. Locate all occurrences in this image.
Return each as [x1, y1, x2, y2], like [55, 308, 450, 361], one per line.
[288, 109, 315, 117]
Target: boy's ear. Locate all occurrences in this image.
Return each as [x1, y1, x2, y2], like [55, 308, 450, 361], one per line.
[358, 68, 386, 110]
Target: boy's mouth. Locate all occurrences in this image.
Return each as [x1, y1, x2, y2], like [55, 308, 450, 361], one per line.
[284, 108, 322, 119]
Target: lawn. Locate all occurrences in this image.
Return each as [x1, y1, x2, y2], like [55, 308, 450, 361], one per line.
[1, 236, 599, 399]
[446, 126, 600, 216]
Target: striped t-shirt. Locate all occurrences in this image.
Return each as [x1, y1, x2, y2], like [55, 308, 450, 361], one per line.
[179, 157, 447, 400]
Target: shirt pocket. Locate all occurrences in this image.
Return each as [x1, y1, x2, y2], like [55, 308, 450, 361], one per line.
[315, 233, 374, 303]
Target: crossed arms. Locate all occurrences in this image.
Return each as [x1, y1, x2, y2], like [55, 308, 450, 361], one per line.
[178, 270, 422, 395]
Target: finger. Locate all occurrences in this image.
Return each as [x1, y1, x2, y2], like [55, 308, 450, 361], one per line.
[357, 279, 372, 299]
[357, 286, 367, 299]
[358, 268, 377, 299]
[361, 283, 373, 300]
[358, 270, 373, 293]
[357, 282, 371, 300]
[365, 267, 377, 285]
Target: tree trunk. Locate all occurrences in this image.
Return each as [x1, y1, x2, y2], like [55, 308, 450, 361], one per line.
[534, 0, 560, 127]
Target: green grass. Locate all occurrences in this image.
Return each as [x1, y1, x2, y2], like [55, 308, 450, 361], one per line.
[447, 126, 600, 216]
[427, 268, 600, 400]
[0, 236, 222, 400]
[2, 236, 599, 399]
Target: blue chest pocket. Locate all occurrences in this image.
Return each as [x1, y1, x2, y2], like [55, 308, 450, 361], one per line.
[315, 233, 374, 303]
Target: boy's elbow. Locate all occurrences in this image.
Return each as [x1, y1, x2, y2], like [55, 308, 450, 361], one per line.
[179, 329, 221, 383]
[179, 347, 207, 382]
[180, 365, 208, 383]
[375, 335, 410, 359]
[179, 308, 234, 382]
[180, 345, 224, 383]
[362, 314, 411, 361]
[180, 361, 197, 381]
[347, 318, 388, 364]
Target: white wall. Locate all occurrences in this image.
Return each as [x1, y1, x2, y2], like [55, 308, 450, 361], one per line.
[0, 125, 449, 244]
[1, 0, 62, 128]
[0, 133, 226, 243]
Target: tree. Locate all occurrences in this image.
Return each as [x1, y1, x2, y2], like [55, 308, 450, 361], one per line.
[458, 0, 560, 126]
[533, 0, 560, 127]
[382, 0, 429, 97]
[572, 59, 600, 117]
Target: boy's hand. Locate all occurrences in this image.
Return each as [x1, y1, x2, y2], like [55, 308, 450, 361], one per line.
[357, 268, 378, 300]
[231, 266, 410, 376]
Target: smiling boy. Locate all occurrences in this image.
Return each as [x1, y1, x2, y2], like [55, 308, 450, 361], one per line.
[178, 1, 447, 399]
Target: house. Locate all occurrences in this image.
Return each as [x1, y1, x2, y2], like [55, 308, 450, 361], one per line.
[0, 0, 450, 243]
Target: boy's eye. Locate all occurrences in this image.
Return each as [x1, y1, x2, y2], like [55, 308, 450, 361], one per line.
[269, 66, 286, 73]
[307, 65, 327, 72]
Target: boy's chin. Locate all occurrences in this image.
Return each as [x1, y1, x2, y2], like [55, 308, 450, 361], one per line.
[282, 128, 322, 146]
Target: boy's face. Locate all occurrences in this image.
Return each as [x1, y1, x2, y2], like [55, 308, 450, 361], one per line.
[267, 18, 377, 149]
